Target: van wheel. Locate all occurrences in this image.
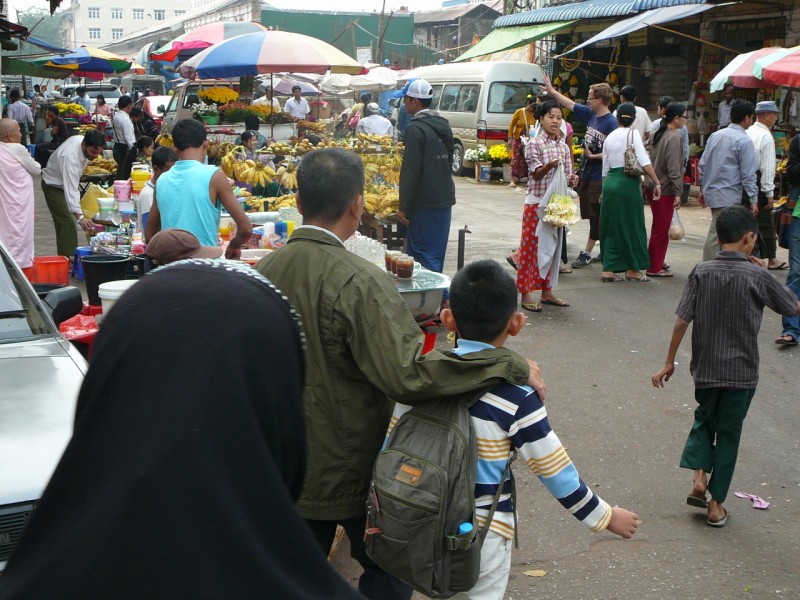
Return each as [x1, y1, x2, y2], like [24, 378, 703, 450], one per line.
[451, 142, 464, 176]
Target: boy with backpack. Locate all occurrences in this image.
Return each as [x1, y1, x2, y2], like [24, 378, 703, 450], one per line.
[373, 260, 639, 599]
[652, 205, 799, 527]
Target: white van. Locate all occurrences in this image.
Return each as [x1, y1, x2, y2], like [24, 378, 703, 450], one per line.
[401, 61, 545, 174]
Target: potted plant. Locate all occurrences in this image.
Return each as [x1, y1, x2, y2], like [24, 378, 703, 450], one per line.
[190, 101, 220, 125]
[464, 147, 492, 182]
[488, 143, 512, 182]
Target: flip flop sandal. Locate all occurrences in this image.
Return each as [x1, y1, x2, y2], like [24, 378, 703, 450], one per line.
[646, 270, 673, 278]
[559, 267, 573, 274]
[687, 494, 708, 509]
[541, 298, 570, 307]
[506, 256, 518, 270]
[768, 262, 789, 270]
[775, 335, 799, 346]
[601, 275, 625, 282]
[707, 509, 729, 528]
[521, 302, 542, 312]
[626, 274, 651, 282]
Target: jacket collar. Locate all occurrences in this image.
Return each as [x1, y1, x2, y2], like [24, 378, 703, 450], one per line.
[288, 226, 345, 248]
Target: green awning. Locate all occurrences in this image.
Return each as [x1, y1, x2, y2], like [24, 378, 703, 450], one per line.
[1, 57, 74, 78]
[454, 21, 575, 62]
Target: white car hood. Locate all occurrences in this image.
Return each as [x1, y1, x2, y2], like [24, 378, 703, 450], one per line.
[0, 339, 84, 505]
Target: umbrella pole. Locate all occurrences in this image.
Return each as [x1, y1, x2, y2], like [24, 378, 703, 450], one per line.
[270, 73, 275, 138]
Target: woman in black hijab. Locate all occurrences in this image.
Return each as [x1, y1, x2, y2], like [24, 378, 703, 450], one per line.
[0, 260, 363, 600]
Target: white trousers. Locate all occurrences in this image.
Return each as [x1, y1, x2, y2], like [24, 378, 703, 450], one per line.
[450, 530, 513, 600]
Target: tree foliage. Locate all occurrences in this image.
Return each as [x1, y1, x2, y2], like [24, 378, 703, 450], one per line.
[16, 7, 66, 52]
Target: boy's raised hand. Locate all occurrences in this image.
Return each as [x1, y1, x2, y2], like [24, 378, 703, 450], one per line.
[607, 506, 640, 539]
[652, 363, 675, 387]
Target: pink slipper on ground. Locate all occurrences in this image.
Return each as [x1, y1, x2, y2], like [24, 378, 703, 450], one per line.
[734, 492, 770, 509]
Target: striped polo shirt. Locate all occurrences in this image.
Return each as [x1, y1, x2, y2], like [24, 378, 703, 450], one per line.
[676, 251, 798, 389]
[387, 340, 611, 540]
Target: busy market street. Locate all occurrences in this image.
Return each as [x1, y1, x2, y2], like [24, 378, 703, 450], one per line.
[29, 175, 800, 598]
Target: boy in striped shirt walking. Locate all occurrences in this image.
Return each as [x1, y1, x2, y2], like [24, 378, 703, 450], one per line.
[388, 260, 639, 600]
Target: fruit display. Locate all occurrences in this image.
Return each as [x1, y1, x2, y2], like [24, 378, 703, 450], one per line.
[156, 132, 174, 147]
[355, 132, 394, 146]
[245, 194, 297, 212]
[76, 123, 99, 135]
[363, 183, 399, 219]
[83, 157, 117, 176]
[362, 153, 402, 186]
[297, 119, 329, 134]
[277, 162, 298, 191]
[207, 140, 234, 161]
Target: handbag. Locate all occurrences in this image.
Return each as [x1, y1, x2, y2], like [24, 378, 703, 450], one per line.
[623, 129, 644, 177]
[347, 109, 361, 130]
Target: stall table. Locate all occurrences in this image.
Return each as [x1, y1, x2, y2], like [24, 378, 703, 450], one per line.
[360, 212, 406, 251]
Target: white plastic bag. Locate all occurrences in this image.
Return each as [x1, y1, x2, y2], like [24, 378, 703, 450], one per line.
[669, 209, 685, 241]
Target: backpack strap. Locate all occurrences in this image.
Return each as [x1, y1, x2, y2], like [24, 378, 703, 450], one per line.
[477, 449, 518, 548]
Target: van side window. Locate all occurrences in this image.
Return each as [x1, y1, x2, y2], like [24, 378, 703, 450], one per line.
[487, 82, 530, 114]
[183, 92, 200, 109]
[456, 85, 480, 112]
[431, 85, 443, 110]
[440, 84, 459, 112]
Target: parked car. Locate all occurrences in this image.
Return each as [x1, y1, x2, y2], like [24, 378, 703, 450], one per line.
[0, 243, 87, 572]
[399, 61, 546, 174]
[59, 83, 122, 112]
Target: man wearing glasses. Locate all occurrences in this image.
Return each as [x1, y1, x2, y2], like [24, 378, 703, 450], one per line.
[544, 75, 617, 268]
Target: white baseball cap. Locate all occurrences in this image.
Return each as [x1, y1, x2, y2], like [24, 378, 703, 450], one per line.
[401, 79, 433, 100]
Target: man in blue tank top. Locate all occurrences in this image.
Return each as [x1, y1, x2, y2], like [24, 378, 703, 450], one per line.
[146, 119, 252, 259]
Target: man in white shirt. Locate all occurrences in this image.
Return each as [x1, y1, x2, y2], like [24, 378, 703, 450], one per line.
[284, 86, 310, 122]
[614, 85, 651, 140]
[112, 96, 136, 168]
[747, 101, 783, 269]
[41, 130, 104, 257]
[71, 87, 92, 113]
[355, 102, 394, 138]
[6, 89, 34, 146]
[253, 85, 282, 112]
[717, 85, 734, 128]
[0, 118, 41, 273]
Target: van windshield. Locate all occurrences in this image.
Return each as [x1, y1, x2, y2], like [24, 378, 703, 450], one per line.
[487, 82, 531, 114]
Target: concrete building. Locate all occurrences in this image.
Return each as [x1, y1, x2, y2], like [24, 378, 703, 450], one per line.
[62, 0, 192, 49]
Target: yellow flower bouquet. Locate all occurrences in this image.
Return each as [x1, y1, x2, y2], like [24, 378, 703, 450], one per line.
[198, 87, 239, 105]
[488, 143, 511, 163]
[55, 102, 87, 116]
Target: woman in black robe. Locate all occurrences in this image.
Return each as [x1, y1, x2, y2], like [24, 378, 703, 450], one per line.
[0, 260, 363, 600]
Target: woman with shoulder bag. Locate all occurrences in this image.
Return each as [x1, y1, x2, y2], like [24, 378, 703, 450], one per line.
[599, 103, 661, 282]
[508, 95, 537, 189]
[645, 102, 686, 277]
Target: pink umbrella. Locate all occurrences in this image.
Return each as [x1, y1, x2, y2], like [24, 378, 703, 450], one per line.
[759, 47, 800, 88]
[151, 22, 266, 62]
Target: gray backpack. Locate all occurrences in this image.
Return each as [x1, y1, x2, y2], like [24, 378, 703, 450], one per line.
[365, 387, 515, 598]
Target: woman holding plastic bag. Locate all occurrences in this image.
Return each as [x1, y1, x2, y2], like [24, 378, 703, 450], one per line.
[517, 100, 579, 312]
[645, 102, 685, 277]
[599, 103, 661, 282]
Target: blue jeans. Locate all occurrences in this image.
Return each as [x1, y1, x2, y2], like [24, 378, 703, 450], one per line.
[781, 217, 800, 341]
[406, 207, 452, 300]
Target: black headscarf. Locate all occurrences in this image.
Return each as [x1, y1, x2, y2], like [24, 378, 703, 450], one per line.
[0, 260, 363, 600]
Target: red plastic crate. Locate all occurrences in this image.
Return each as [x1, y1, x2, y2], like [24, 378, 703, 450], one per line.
[32, 256, 70, 285]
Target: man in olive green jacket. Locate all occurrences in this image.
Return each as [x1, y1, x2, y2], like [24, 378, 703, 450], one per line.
[258, 148, 543, 600]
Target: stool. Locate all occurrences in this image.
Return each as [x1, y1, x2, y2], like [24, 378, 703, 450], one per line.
[73, 246, 93, 281]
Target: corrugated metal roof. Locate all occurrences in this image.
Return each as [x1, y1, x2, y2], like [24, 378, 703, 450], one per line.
[415, 1, 503, 25]
[494, 0, 708, 27]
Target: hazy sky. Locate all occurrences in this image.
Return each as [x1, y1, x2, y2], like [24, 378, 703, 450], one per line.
[7, 0, 441, 18]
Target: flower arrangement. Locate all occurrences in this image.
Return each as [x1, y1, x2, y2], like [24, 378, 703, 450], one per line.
[54, 102, 87, 117]
[488, 144, 511, 163]
[464, 147, 491, 163]
[542, 193, 580, 227]
[189, 101, 219, 119]
[198, 87, 239, 105]
[92, 114, 111, 125]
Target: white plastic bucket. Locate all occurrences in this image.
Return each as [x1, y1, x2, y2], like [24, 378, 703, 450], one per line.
[98, 279, 138, 314]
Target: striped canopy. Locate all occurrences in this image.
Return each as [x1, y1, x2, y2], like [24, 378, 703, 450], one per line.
[151, 22, 266, 62]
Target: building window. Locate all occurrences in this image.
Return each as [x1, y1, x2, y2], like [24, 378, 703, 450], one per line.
[88, 6, 100, 18]
[133, 8, 144, 19]
[89, 27, 101, 39]
[111, 28, 123, 39]
[175, 10, 185, 16]
[111, 7, 123, 19]
[154, 9, 165, 20]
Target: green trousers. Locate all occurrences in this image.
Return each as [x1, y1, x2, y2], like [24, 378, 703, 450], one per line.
[42, 180, 79, 258]
[680, 387, 755, 502]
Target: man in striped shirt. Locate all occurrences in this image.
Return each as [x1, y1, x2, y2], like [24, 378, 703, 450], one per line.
[389, 260, 639, 600]
[653, 205, 799, 528]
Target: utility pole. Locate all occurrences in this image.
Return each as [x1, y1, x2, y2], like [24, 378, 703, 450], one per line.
[377, 0, 386, 63]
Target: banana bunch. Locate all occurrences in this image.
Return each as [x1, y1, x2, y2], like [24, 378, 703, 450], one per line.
[277, 163, 298, 190]
[84, 157, 117, 175]
[243, 163, 277, 192]
[364, 184, 399, 219]
[356, 132, 394, 146]
[269, 194, 297, 210]
[77, 124, 98, 135]
[233, 159, 256, 183]
[292, 138, 316, 155]
[156, 132, 174, 147]
[83, 165, 112, 175]
[266, 142, 293, 155]
[379, 154, 402, 186]
[221, 153, 235, 178]
[298, 120, 327, 133]
[777, 157, 788, 175]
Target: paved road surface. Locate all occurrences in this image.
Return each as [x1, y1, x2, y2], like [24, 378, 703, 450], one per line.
[33, 174, 799, 598]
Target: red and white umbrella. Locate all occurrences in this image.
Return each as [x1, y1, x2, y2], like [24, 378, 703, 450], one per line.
[754, 45, 800, 88]
[709, 47, 786, 92]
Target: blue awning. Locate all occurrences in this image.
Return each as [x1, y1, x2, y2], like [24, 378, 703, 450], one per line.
[494, 0, 710, 27]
